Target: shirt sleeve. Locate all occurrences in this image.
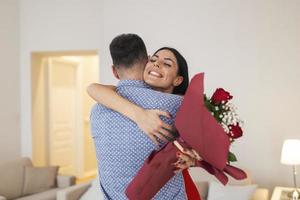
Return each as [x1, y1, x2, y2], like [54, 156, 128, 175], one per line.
[90, 103, 105, 138]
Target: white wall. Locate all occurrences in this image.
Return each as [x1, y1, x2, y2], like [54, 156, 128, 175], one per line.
[20, 0, 300, 190]
[0, 0, 20, 163]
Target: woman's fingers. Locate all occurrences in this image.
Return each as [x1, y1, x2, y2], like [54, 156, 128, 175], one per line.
[154, 110, 173, 133]
[161, 123, 173, 133]
[157, 128, 174, 141]
[139, 109, 176, 146]
[175, 152, 196, 168]
[173, 158, 191, 170]
[147, 134, 160, 145]
[191, 149, 202, 161]
[182, 149, 196, 159]
[182, 148, 201, 161]
[178, 153, 191, 162]
[155, 110, 171, 119]
[153, 132, 168, 142]
[174, 163, 189, 170]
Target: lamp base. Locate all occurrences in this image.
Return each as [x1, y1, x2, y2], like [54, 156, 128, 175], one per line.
[287, 189, 300, 199]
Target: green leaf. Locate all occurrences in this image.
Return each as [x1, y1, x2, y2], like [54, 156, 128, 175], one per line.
[228, 152, 237, 162]
[204, 94, 224, 122]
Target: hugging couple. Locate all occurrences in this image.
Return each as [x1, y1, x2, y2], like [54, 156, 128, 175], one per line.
[89, 33, 202, 200]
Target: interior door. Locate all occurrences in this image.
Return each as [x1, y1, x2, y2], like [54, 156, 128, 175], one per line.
[47, 58, 79, 175]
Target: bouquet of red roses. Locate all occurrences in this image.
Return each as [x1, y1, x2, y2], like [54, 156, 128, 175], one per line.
[204, 88, 244, 163]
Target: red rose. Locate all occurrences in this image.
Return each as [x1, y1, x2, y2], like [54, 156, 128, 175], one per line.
[228, 123, 243, 139]
[211, 88, 233, 104]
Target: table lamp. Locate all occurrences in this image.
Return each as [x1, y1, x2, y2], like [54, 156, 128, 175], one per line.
[281, 139, 300, 199]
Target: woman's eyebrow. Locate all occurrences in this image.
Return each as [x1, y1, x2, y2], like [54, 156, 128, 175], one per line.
[164, 58, 175, 63]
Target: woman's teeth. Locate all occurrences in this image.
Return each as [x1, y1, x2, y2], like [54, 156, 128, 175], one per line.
[149, 71, 162, 78]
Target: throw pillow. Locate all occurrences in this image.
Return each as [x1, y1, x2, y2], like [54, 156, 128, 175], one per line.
[22, 166, 59, 195]
[207, 181, 257, 200]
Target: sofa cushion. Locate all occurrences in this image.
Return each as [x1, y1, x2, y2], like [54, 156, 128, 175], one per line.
[0, 157, 32, 199]
[191, 167, 252, 199]
[207, 181, 257, 200]
[22, 166, 59, 196]
[15, 188, 60, 200]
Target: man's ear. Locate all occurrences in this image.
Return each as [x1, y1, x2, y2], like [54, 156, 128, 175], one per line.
[173, 76, 184, 87]
[112, 66, 120, 79]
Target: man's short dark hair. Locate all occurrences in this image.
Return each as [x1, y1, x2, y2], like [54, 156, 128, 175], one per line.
[109, 33, 147, 68]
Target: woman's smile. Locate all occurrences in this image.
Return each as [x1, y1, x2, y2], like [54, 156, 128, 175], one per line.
[148, 69, 163, 78]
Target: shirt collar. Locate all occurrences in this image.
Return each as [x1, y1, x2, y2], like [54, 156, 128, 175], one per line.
[117, 79, 151, 89]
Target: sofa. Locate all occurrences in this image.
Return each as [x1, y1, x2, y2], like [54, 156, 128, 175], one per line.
[191, 168, 269, 200]
[57, 168, 269, 200]
[0, 157, 76, 200]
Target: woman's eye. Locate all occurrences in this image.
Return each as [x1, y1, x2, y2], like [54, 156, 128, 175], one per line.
[150, 59, 156, 62]
[164, 63, 172, 67]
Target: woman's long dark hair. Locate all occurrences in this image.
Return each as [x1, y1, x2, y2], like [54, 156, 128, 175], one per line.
[153, 47, 189, 95]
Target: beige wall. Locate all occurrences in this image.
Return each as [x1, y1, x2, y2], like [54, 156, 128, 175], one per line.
[0, 0, 20, 163]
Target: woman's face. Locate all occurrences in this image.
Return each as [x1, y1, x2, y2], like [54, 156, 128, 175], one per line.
[143, 49, 183, 93]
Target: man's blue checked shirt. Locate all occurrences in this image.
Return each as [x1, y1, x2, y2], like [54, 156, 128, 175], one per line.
[90, 80, 187, 200]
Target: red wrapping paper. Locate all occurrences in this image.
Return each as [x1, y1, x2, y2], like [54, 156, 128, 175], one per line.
[174, 73, 230, 170]
[126, 142, 179, 200]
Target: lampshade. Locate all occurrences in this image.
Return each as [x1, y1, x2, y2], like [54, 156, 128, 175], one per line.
[280, 139, 300, 165]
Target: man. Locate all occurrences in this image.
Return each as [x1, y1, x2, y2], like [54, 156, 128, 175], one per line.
[90, 33, 187, 199]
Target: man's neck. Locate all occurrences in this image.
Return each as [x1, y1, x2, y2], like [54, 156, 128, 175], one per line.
[118, 64, 144, 81]
[119, 72, 143, 80]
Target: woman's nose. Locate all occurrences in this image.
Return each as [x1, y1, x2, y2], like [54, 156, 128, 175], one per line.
[154, 62, 160, 68]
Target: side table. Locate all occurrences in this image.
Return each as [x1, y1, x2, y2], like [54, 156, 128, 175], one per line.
[271, 186, 300, 200]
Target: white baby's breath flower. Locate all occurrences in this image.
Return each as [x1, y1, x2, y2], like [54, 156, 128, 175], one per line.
[221, 123, 230, 133]
[232, 120, 237, 126]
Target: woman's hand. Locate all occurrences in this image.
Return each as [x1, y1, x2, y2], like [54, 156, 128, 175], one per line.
[173, 149, 202, 171]
[134, 109, 174, 145]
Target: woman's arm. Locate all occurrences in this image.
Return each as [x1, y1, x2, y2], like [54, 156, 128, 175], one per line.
[87, 83, 174, 144]
[87, 83, 140, 121]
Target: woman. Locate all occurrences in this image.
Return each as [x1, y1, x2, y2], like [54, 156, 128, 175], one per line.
[88, 47, 201, 200]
